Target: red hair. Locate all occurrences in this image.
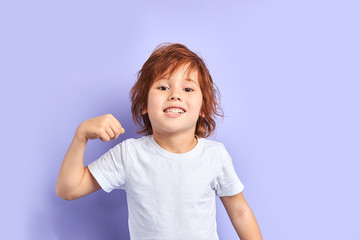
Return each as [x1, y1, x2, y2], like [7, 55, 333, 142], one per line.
[130, 43, 223, 138]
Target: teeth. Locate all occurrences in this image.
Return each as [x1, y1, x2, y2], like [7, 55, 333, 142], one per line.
[165, 108, 185, 113]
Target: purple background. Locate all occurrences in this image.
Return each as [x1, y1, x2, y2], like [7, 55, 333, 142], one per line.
[1, 1, 359, 239]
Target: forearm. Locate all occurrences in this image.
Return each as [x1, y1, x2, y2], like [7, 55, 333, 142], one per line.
[56, 129, 88, 199]
[231, 207, 262, 240]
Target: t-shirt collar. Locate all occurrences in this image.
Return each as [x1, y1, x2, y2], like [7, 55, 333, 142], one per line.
[148, 134, 202, 160]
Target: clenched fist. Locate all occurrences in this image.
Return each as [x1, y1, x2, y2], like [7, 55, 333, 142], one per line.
[76, 114, 125, 142]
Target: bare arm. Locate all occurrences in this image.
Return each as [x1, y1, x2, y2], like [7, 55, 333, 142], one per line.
[220, 192, 262, 240]
[56, 114, 124, 200]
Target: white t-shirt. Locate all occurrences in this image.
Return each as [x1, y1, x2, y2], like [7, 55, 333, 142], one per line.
[88, 135, 244, 240]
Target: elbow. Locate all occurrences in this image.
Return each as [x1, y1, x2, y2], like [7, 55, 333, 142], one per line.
[59, 194, 76, 201]
[56, 184, 76, 201]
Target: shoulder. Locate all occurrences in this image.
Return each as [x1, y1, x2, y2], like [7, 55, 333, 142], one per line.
[199, 138, 227, 151]
[122, 135, 149, 145]
[198, 138, 229, 159]
[120, 135, 153, 152]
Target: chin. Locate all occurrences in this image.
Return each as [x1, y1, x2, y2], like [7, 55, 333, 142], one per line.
[155, 125, 192, 135]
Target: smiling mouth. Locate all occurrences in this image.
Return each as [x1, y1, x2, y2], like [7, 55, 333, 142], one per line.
[163, 107, 186, 114]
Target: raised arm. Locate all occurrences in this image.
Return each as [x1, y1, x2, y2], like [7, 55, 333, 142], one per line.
[56, 114, 125, 200]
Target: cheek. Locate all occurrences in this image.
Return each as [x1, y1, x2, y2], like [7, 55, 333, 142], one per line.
[192, 95, 203, 114]
[147, 91, 163, 111]
[146, 96, 154, 114]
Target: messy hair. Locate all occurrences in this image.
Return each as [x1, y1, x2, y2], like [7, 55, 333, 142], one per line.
[130, 43, 223, 138]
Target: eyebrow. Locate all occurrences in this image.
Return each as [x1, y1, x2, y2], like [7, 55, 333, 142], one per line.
[156, 77, 199, 87]
[185, 78, 199, 87]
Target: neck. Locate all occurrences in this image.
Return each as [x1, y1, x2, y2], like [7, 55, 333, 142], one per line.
[152, 131, 198, 154]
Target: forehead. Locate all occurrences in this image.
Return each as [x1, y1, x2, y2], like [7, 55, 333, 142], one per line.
[155, 63, 200, 83]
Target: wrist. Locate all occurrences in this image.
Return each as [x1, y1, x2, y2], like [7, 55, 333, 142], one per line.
[75, 125, 88, 143]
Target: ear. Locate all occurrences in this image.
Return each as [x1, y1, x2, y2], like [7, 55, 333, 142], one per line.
[142, 108, 147, 115]
[199, 103, 205, 118]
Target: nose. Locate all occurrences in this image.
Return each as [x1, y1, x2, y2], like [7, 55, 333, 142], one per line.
[169, 89, 182, 101]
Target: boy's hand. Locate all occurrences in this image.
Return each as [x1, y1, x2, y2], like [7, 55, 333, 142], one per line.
[76, 114, 125, 142]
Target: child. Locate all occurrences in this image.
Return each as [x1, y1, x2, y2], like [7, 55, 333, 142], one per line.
[56, 43, 262, 240]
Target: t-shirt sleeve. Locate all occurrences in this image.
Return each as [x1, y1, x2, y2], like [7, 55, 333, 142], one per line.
[214, 145, 245, 197]
[87, 141, 128, 193]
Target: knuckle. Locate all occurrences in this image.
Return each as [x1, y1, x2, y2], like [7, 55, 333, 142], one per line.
[104, 117, 111, 123]
[101, 121, 108, 128]
[97, 129, 104, 136]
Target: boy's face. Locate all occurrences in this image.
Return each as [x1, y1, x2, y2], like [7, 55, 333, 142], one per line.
[143, 64, 203, 137]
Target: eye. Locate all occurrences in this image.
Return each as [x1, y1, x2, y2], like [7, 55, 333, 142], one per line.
[184, 87, 193, 92]
[158, 86, 169, 91]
